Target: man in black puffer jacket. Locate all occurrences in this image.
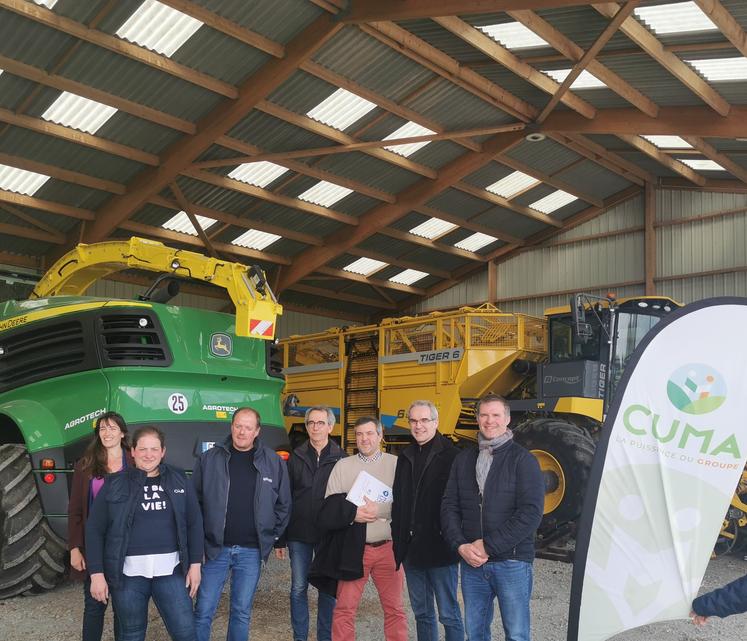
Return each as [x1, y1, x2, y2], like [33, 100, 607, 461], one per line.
[441, 394, 544, 641]
[274, 406, 346, 641]
[391, 400, 464, 641]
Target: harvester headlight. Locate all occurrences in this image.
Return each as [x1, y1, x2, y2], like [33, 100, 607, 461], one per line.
[0, 346, 4, 356]
[171, 259, 181, 270]
[138, 317, 148, 328]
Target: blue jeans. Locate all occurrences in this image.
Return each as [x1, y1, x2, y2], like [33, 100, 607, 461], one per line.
[110, 567, 195, 641]
[83, 575, 111, 641]
[289, 541, 336, 641]
[194, 546, 262, 641]
[404, 562, 464, 641]
[460, 560, 532, 641]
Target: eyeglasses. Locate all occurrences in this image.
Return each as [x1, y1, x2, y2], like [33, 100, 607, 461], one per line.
[306, 420, 329, 428]
[407, 418, 434, 426]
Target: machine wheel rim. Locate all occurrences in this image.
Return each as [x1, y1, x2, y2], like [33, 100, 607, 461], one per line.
[531, 448, 566, 514]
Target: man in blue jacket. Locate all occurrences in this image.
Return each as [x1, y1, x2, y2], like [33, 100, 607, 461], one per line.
[193, 407, 291, 641]
[441, 394, 544, 641]
[691, 573, 747, 625]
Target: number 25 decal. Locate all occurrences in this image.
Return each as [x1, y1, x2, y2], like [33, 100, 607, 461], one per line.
[168, 392, 188, 415]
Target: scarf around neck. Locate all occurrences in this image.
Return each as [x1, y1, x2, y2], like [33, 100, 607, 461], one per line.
[475, 429, 513, 495]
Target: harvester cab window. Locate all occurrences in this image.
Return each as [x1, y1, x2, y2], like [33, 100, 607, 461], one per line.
[610, 312, 663, 394]
[549, 314, 602, 363]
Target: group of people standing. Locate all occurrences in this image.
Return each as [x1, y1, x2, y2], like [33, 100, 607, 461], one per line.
[66, 394, 544, 641]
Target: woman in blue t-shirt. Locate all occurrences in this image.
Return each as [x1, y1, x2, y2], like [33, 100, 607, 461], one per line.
[85, 426, 204, 641]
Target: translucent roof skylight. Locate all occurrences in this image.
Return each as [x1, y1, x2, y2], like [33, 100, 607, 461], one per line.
[0, 163, 50, 196]
[306, 88, 377, 131]
[41, 92, 117, 134]
[161, 211, 216, 235]
[454, 232, 498, 252]
[486, 171, 540, 199]
[478, 22, 550, 50]
[530, 190, 578, 214]
[687, 57, 747, 82]
[116, 0, 203, 57]
[642, 135, 693, 149]
[634, 2, 716, 35]
[33, 0, 58, 8]
[228, 162, 289, 188]
[383, 121, 436, 157]
[542, 69, 606, 90]
[389, 269, 429, 286]
[343, 257, 388, 276]
[232, 229, 282, 250]
[409, 217, 457, 240]
[678, 159, 727, 171]
[298, 181, 353, 207]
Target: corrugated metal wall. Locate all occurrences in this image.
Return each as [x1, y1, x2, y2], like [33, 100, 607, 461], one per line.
[409, 189, 747, 317]
[277, 309, 357, 337]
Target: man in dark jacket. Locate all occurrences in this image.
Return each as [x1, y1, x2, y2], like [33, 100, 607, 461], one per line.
[193, 407, 291, 641]
[391, 400, 464, 641]
[691, 573, 747, 625]
[274, 406, 346, 641]
[441, 394, 544, 641]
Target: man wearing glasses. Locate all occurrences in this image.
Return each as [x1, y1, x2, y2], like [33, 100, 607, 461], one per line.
[391, 401, 464, 641]
[274, 406, 346, 641]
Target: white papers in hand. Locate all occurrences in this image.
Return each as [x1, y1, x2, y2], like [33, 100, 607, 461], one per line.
[346, 470, 393, 507]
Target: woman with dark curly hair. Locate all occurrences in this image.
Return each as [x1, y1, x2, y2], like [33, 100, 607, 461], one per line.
[68, 411, 132, 641]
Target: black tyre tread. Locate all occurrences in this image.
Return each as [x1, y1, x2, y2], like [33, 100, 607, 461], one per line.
[514, 418, 596, 527]
[0, 443, 65, 599]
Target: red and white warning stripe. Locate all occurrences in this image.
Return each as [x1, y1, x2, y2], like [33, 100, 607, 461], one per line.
[249, 319, 274, 337]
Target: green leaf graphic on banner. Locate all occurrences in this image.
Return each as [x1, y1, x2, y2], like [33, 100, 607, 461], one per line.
[685, 396, 726, 415]
[666, 381, 691, 410]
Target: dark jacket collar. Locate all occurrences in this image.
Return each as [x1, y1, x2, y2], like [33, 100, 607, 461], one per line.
[402, 431, 446, 463]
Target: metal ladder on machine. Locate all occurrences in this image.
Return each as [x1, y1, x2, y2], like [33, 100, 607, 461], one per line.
[342, 332, 379, 454]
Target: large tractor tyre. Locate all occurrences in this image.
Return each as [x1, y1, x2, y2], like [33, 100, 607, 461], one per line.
[0, 444, 66, 599]
[514, 418, 596, 529]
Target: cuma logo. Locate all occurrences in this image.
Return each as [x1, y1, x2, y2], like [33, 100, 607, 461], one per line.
[667, 364, 726, 415]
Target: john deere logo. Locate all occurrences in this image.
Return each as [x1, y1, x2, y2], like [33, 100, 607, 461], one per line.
[667, 364, 726, 415]
[210, 333, 232, 357]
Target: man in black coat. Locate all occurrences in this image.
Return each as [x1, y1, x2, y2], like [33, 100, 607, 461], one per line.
[275, 406, 346, 641]
[391, 401, 464, 641]
[441, 394, 544, 641]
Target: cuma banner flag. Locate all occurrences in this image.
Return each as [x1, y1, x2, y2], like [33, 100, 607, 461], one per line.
[568, 298, 747, 641]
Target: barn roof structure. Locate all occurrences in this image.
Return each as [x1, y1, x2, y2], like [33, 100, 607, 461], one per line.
[0, 0, 746, 322]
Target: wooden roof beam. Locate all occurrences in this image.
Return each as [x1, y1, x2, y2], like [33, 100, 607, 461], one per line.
[316, 266, 427, 295]
[694, 1, 747, 58]
[617, 135, 706, 186]
[379, 227, 491, 261]
[453, 183, 564, 227]
[149, 194, 324, 247]
[196, 123, 524, 168]
[1, 203, 66, 238]
[347, 247, 452, 280]
[0, 152, 126, 194]
[542, 105, 747, 137]
[508, 7, 658, 118]
[288, 283, 396, 310]
[413, 204, 526, 246]
[495, 155, 604, 207]
[0, 54, 196, 134]
[551, 133, 653, 185]
[0, 220, 64, 244]
[157, 0, 284, 58]
[215, 136, 396, 204]
[593, 2, 731, 116]
[118, 221, 292, 266]
[84, 14, 342, 242]
[342, 0, 601, 22]
[681, 136, 747, 185]
[169, 182, 219, 258]
[0, 107, 159, 166]
[0, 0, 237, 98]
[255, 101, 437, 179]
[274, 130, 526, 292]
[0, 189, 94, 221]
[182, 168, 359, 226]
[361, 23, 537, 122]
[434, 16, 596, 119]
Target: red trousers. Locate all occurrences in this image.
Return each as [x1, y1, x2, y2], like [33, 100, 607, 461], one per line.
[332, 541, 407, 641]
